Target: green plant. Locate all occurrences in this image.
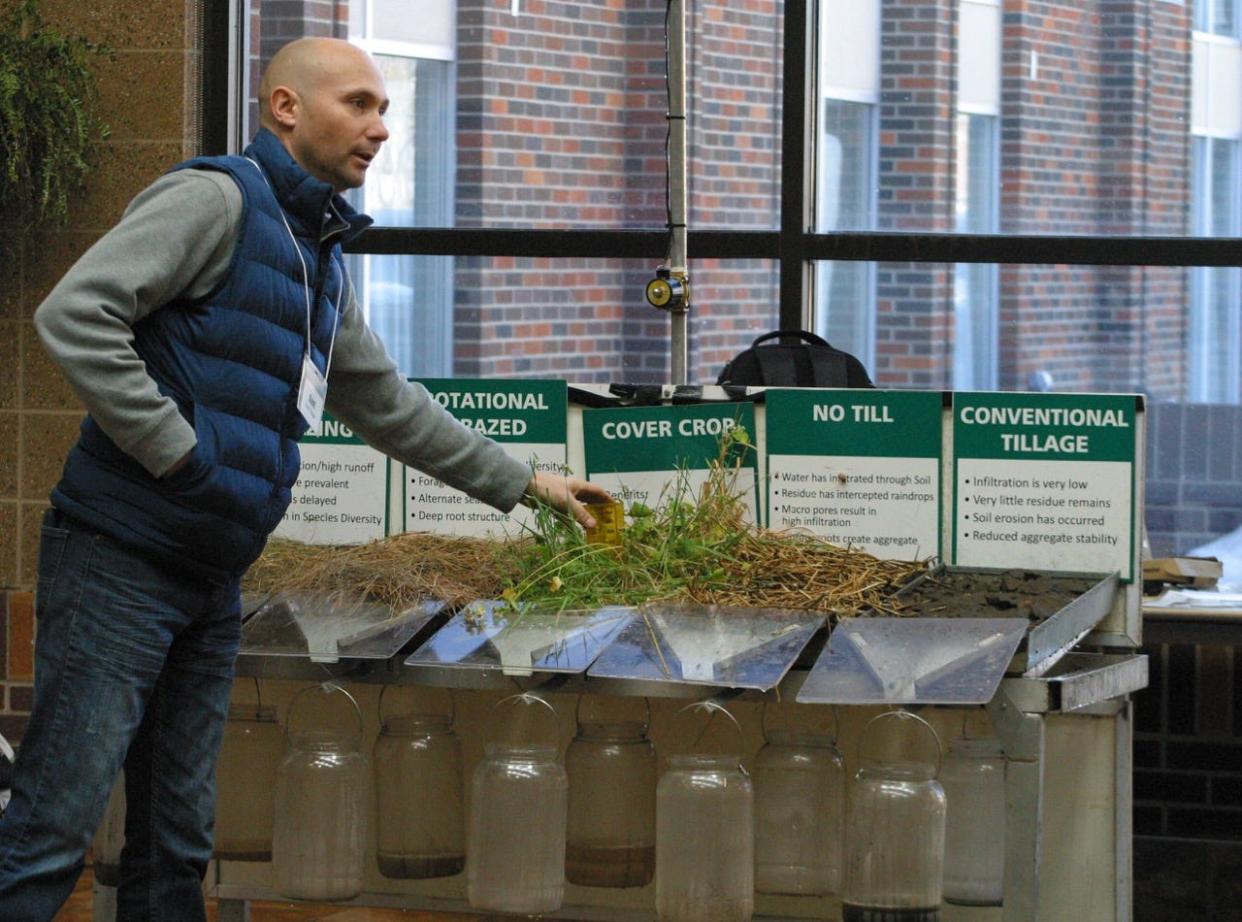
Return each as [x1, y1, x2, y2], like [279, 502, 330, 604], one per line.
[0, 0, 109, 254]
[493, 424, 926, 618]
[494, 428, 754, 613]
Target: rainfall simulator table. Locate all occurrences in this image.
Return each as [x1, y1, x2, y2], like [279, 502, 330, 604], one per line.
[90, 385, 1148, 922]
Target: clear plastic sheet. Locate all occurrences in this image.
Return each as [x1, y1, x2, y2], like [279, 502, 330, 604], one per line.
[797, 617, 1027, 705]
[586, 603, 825, 690]
[405, 601, 635, 676]
[240, 592, 444, 663]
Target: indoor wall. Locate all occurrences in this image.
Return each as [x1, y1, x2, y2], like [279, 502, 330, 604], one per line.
[0, 0, 201, 742]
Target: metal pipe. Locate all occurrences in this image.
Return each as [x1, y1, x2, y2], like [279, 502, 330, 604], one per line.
[667, 0, 689, 384]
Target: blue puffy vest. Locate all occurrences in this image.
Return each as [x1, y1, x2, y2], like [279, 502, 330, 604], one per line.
[51, 130, 373, 583]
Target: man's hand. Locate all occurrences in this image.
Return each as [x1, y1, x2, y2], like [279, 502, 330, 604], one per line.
[523, 472, 614, 530]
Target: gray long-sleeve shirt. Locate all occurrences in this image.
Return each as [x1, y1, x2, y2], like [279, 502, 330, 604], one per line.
[34, 168, 531, 513]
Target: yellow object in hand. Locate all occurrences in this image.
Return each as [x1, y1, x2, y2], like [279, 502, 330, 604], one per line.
[584, 499, 625, 546]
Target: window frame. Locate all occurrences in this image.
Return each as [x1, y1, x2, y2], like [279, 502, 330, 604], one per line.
[203, 0, 1242, 340]
[350, 0, 456, 62]
[814, 97, 878, 367]
[1195, 0, 1242, 37]
[345, 50, 457, 376]
[952, 110, 1000, 391]
[1189, 136, 1242, 402]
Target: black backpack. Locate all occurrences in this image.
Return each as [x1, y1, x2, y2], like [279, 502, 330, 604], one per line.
[717, 330, 874, 388]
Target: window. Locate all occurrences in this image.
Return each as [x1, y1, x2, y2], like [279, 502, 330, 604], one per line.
[349, 3, 456, 376]
[953, 0, 1001, 390]
[953, 113, 999, 390]
[215, 1, 1242, 558]
[1196, 0, 1241, 36]
[1189, 17, 1242, 403]
[1189, 137, 1242, 402]
[234, 0, 782, 383]
[814, 0, 880, 367]
[348, 53, 455, 376]
[816, 99, 876, 365]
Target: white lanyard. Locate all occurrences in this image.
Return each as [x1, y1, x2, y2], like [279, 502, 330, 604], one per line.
[245, 158, 344, 425]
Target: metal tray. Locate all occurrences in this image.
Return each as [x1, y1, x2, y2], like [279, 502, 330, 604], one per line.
[877, 565, 1120, 677]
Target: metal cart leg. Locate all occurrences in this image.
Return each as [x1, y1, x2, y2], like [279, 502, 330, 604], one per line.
[1114, 701, 1133, 922]
[989, 683, 1047, 922]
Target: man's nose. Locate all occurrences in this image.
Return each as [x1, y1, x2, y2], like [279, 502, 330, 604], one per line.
[369, 115, 389, 143]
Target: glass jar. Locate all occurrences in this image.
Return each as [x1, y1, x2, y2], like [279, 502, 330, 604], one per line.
[843, 711, 946, 922]
[214, 703, 282, 861]
[753, 728, 844, 896]
[373, 713, 465, 879]
[656, 754, 754, 922]
[271, 685, 369, 901]
[467, 742, 568, 914]
[565, 718, 657, 888]
[91, 772, 126, 887]
[941, 736, 1006, 906]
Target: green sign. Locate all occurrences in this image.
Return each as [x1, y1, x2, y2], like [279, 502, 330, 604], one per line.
[302, 411, 363, 445]
[953, 393, 1136, 462]
[764, 389, 942, 559]
[766, 389, 942, 457]
[582, 403, 757, 473]
[952, 392, 1137, 581]
[414, 378, 568, 444]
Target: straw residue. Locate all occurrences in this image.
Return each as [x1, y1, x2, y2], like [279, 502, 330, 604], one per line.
[245, 532, 508, 612]
[245, 433, 926, 618]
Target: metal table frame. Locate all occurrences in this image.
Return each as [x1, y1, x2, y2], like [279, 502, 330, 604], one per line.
[169, 646, 1146, 922]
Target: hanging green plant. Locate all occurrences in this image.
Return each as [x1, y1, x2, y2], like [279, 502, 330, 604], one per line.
[0, 0, 110, 255]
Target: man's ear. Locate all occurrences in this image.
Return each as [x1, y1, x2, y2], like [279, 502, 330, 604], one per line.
[269, 86, 300, 128]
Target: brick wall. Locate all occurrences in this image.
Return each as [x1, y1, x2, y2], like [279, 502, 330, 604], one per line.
[0, 0, 202, 743]
[258, 0, 346, 59]
[239, 1, 1202, 394]
[872, 0, 957, 389]
[1092, 2, 1190, 400]
[685, 0, 782, 378]
[998, 264, 1104, 393]
[992, 1, 1190, 397]
[1131, 0, 1191, 403]
[453, 0, 781, 385]
[999, 2, 1108, 393]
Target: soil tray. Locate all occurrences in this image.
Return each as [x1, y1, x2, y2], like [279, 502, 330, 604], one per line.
[885, 566, 1120, 676]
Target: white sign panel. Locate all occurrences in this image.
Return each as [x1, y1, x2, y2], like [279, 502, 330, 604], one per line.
[276, 416, 389, 544]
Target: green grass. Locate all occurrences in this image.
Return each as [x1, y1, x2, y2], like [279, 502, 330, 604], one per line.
[497, 428, 756, 613]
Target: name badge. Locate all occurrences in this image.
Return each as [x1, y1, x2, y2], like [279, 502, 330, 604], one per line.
[298, 353, 328, 429]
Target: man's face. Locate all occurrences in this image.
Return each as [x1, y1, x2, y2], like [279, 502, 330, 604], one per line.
[287, 48, 390, 193]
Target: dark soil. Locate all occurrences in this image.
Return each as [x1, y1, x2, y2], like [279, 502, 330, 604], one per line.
[889, 569, 1100, 622]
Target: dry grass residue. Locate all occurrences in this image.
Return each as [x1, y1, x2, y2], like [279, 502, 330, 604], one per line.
[244, 532, 512, 612]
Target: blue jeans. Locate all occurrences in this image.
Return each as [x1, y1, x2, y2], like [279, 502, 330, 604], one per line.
[0, 510, 241, 922]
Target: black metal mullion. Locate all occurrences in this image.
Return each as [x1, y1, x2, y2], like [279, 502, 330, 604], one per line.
[200, 0, 232, 156]
[345, 228, 782, 259]
[346, 228, 668, 258]
[807, 231, 1242, 268]
[346, 226, 1242, 270]
[778, 0, 811, 330]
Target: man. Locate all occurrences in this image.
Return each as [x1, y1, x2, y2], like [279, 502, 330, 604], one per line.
[0, 37, 608, 921]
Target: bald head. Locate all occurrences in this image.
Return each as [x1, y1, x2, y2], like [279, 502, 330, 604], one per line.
[259, 38, 372, 131]
[257, 38, 390, 191]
